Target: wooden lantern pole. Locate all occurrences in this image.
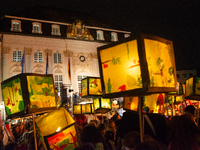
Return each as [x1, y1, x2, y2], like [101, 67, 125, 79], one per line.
[138, 96, 144, 142]
[32, 113, 38, 150]
[197, 100, 199, 126]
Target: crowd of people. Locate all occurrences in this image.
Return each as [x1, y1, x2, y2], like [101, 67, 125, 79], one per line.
[0, 105, 200, 150]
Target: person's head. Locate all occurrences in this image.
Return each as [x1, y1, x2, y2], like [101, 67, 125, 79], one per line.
[98, 123, 106, 136]
[185, 105, 195, 116]
[0, 126, 4, 141]
[13, 125, 20, 133]
[123, 131, 141, 150]
[107, 119, 115, 131]
[80, 125, 103, 146]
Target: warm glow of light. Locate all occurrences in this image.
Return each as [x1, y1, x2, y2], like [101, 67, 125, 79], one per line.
[56, 127, 61, 132]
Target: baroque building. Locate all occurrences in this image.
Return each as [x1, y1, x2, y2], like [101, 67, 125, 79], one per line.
[0, 6, 131, 116]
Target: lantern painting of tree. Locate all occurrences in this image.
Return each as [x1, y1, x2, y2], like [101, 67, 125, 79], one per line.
[97, 34, 177, 98]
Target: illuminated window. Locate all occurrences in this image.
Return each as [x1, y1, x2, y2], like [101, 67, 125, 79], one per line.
[77, 75, 87, 94]
[54, 75, 63, 91]
[13, 50, 22, 62]
[51, 25, 60, 35]
[97, 30, 104, 40]
[124, 34, 130, 38]
[34, 52, 43, 62]
[54, 53, 61, 63]
[11, 20, 22, 32]
[32, 22, 42, 34]
[111, 32, 118, 42]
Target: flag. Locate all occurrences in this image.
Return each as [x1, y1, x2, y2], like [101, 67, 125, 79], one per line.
[46, 51, 49, 74]
[68, 57, 71, 81]
[20, 48, 25, 73]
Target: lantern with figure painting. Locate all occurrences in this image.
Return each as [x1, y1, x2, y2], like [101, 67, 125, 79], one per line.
[73, 104, 83, 115]
[185, 76, 200, 100]
[36, 107, 79, 150]
[93, 98, 112, 113]
[97, 34, 177, 98]
[1, 73, 57, 119]
[81, 77, 102, 98]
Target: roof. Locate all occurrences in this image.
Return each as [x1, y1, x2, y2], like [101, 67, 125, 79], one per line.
[9, 5, 118, 30]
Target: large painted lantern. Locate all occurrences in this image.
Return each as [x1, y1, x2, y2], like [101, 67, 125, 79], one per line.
[93, 98, 112, 113]
[1, 73, 57, 119]
[97, 34, 177, 98]
[185, 76, 200, 100]
[35, 107, 79, 150]
[81, 77, 102, 98]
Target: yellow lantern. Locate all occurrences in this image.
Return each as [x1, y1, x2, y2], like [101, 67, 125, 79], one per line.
[97, 34, 177, 98]
[83, 103, 94, 114]
[185, 76, 200, 100]
[1, 73, 57, 119]
[35, 107, 79, 150]
[81, 77, 102, 98]
[123, 97, 138, 111]
[73, 104, 82, 115]
[93, 98, 112, 113]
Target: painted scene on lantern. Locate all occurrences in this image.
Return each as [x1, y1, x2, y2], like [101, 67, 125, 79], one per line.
[27, 76, 56, 109]
[100, 40, 142, 94]
[185, 77, 193, 97]
[195, 77, 200, 95]
[124, 93, 165, 113]
[144, 39, 176, 87]
[1, 77, 24, 115]
[81, 78, 87, 97]
[89, 78, 102, 95]
[74, 105, 82, 114]
[47, 125, 79, 150]
[85, 103, 94, 113]
[94, 98, 111, 110]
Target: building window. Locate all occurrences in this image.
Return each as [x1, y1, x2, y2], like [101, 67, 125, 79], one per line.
[96, 30, 104, 40]
[77, 75, 87, 94]
[11, 20, 22, 32]
[32, 22, 42, 34]
[124, 34, 130, 38]
[54, 53, 61, 63]
[111, 32, 118, 42]
[189, 73, 193, 77]
[13, 50, 22, 62]
[34, 52, 43, 62]
[177, 74, 180, 78]
[51, 25, 60, 36]
[54, 75, 63, 91]
[183, 73, 187, 78]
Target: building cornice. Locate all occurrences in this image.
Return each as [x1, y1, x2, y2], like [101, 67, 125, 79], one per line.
[5, 15, 131, 34]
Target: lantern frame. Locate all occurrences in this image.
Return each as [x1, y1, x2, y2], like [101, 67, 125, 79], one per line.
[83, 103, 94, 114]
[81, 76, 102, 98]
[97, 34, 177, 98]
[93, 98, 112, 113]
[1, 73, 57, 119]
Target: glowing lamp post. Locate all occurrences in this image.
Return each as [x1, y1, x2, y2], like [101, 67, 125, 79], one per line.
[97, 34, 177, 98]
[1, 73, 57, 119]
[81, 77, 102, 98]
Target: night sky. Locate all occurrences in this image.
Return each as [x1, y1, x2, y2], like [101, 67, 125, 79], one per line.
[1, 0, 200, 75]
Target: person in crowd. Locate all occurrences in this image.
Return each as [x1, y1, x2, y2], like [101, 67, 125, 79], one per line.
[80, 125, 108, 150]
[185, 105, 196, 116]
[168, 113, 200, 150]
[0, 126, 4, 149]
[12, 125, 22, 142]
[4, 142, 19, 150]
[105, 119, 116, 150]
[133, 140, 167, 150]
[123, 131, 141, 150]
[98, 123, 106, 137]
[74, 143, 95, 150]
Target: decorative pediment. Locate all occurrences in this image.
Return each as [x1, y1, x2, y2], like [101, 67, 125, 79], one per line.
[25, 48, 32, 55]
[53, 65, 63, 74]
[32, 64, 45, 74]
[63, 50, 73, 57]
[67, 20, 94, 41]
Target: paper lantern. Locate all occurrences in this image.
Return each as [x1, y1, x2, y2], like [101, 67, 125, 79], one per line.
[73, 104, 82, 115]
[81, 77, 102, 98]
[35, 107, 79, 150]
[83, 103, 94, 114]
[97, 34, 177, 98]
[93, 98, 112, 113]
[185, 77, 200, 100]
[123, 97, 138, 111]
[1, 73, 57, 119]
